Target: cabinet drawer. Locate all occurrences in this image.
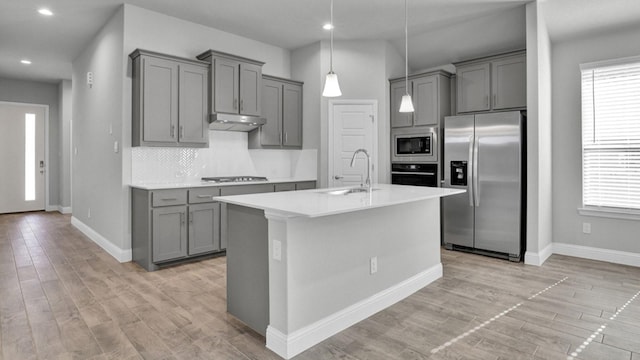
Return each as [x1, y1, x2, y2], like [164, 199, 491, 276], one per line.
[220, 183, 274, 196]
[274, 183, 296, 192]
[151, 189, 187, 207]
[189, 187, 221, 204]
[295, 181, 317, 190]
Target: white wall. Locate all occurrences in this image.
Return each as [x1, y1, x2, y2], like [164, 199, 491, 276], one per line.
[72, 7, 126, 253]
[524, 2, 554, 265]
[0, 77, 61, 210]
[58, 80, 72, 210]
[551, 24, 640, 254]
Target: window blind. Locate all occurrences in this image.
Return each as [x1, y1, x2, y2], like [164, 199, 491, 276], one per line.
[581, 59, 640, 211]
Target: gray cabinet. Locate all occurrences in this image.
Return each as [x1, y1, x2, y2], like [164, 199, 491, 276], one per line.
[131, 49, 209, 147]
[295, 181, 316, 190]
[390, 71, 451, 129]
[188, 202, 220, 255]
[455, 50, 526, 113]
[274, 183, 296, 192]
[249, 75, 303, 149]
[153, 205, 187, 262]
[197, 50, 264, 117]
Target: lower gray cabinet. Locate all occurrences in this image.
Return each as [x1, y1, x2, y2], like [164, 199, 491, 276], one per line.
[295, 181, 316, 190]
[188, 202, 220, 255]
[152, 205, 187, 262]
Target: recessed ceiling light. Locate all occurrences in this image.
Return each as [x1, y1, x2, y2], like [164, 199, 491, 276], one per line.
[323, 23, 334, 30]
[38, 8, 53, 16]
[21, 59, 32, 65]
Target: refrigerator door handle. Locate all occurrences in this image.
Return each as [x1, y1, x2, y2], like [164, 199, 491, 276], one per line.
[473, 136, 480, 207]
[468, 135, 474, 207]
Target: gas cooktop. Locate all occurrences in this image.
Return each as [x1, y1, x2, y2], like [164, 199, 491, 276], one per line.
[201, 176, 269, 183]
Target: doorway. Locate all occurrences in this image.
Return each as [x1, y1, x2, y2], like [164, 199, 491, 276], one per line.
[328, 100, 378, 188]
[0, 102, 47, 213]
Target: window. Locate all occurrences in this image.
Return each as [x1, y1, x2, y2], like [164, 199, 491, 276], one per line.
[581, 57, 640, 213]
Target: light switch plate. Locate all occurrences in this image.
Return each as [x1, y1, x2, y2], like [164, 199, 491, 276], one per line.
[273, 240, 282, 261]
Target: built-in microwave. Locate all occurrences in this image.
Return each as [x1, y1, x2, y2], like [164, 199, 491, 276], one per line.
[391, 128, 438, 163]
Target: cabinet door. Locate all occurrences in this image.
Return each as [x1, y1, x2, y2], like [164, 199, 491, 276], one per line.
[492, 55, 526, 110]
[188, 202, 220, 255]
[282, 83, 302, 147]
[413, 75, 438, 126]
[260, 79, 282, 146]
[214, 57, 240, 114]
[295, 181, 316, 190]
[152, 206, 187, 262]
[456, 63, 491, 113]
[240, 63, 262, 116]
[142, 56, 178, 142]
[179, 64, 208, 145]
[390, 81, 413, 128]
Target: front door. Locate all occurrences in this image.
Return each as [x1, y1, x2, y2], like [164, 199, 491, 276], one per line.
[0, 103, 46, 213]
[329, 101, 377, 188]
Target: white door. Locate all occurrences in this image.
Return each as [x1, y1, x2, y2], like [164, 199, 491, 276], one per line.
[0, 103, 46, 213]
[329, 101, 377, 188]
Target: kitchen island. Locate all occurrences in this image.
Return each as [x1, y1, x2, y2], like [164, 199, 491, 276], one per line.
[216, 184, 464, 359]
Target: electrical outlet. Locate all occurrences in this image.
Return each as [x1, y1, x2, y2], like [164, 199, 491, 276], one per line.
[273, 240, 282, 261]
[370, 256, 378, 274]
[113, 140, 119, 153]
[583, 222, 591, 234]
[87, 208, 91, 219]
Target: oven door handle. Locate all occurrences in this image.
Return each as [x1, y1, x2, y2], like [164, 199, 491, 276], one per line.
[391, 171, 435, 176]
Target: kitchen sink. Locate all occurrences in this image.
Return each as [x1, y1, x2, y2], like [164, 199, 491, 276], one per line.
[324, 187, 379, 195]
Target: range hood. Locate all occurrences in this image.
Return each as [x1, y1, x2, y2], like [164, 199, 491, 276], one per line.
[208, 113, 266, 132]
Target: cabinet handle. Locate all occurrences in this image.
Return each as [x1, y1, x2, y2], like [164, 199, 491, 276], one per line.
[493, 94, 497, 107]
[170, 125, 175, 138]
[485, 95, 489, 108]
[279, 132, 282, 144]
[180, 212, 185, 225]
[189, 212, 193, 224]
[234, 99, 238, 110]
[197, 195, 213, 198]
[180, 125, 184, 138]
[284, 132, 288, 144]
[161, 197, 177, 201]
[240, 99, 244, 112]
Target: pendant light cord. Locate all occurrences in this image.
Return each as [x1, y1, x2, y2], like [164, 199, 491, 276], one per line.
[404, 0, 409, 95]
[330, 0, 334, 73]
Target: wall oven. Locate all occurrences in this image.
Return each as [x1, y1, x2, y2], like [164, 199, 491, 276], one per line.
[391, 163, 439, 187]
[392, 127, 438, 163]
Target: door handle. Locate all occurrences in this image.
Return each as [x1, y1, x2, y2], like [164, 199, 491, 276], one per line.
[468, 135, 474, 207]
[334, 175, 344, 180]
[473, 136, 480, 207]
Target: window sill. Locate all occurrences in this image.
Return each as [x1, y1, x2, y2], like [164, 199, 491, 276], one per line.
[578, 207, 640, 221]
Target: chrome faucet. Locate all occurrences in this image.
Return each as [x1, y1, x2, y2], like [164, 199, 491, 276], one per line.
[350, 149, 371, 190]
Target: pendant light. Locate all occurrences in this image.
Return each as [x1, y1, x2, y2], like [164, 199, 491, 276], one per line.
[399, 0, 414, 112]
[322, 0, 342, 97]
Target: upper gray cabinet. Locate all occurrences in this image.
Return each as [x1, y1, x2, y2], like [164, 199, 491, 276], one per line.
[455, 50, 526, 113]
[249, 75, 303, 149]
[130, 49, 209, 147]
[197, 50, 264, 117]
[389, 71, 451, 129]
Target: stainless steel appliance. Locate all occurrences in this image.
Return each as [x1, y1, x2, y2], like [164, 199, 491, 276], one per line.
[201, 176, 268, 183]
[442, 111, 525, 261]
[391, 127, 438, 163]
[391, 163, 438, 187]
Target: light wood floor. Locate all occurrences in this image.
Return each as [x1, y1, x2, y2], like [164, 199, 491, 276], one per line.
[1, 212, 639, 360]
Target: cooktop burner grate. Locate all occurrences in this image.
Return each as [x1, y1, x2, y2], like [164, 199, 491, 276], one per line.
[201, 176, 269, 183]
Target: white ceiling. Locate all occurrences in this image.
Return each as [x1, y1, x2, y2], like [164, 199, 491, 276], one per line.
[0, 0, 639, 83]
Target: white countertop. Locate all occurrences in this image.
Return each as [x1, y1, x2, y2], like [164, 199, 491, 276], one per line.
[216, 184, 465, 218]
[129, 177, 317, 190]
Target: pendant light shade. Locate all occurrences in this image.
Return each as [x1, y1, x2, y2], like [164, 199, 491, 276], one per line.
[399, 0, 414, 113]
[399, 94, 415, 112]
[323, 72, 342, 97]
[322, 0, 342, 97]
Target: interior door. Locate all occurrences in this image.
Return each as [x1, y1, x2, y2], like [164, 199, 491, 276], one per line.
[329, 102, 376, 187]
[442, 115, 475, 248]
[473, 112, 522, 256]
[0, 103, 46, 213]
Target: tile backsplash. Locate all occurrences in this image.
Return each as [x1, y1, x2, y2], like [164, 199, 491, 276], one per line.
[131, 131, 317, 184]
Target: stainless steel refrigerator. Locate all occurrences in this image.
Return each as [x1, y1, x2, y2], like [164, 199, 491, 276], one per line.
[442, 111, 525, 261]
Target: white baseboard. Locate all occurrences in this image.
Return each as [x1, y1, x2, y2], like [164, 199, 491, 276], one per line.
[524, 242, 553, 266]
[553, 243, 640, 268]
[266, 263, 443, 359]
[70, 216, 132, 263]
[57, 206, 72, 214]
[45, 205, 57, 212]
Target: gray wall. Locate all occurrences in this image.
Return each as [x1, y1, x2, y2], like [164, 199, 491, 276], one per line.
[0, 77, 61, 209]
[551, 24, 640, 253]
